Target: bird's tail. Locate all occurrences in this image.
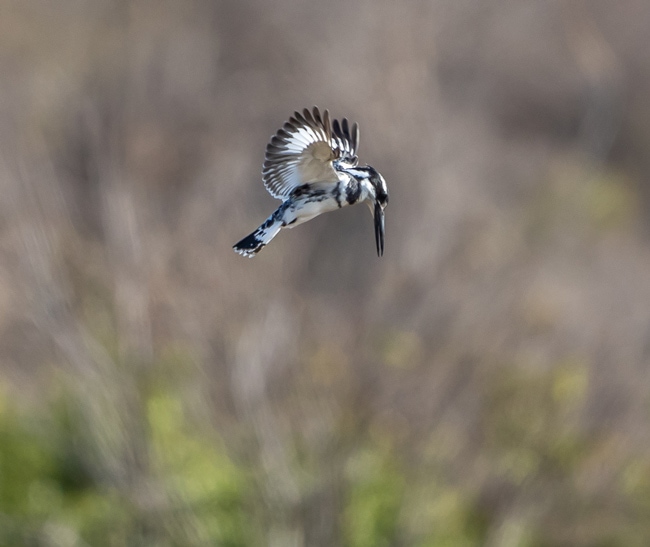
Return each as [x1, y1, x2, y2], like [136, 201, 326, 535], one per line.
[233, 214, 283, 257]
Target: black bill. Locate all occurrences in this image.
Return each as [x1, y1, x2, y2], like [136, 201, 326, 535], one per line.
[374, 202, 385, 257]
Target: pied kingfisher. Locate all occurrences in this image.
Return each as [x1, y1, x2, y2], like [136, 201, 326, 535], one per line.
[233, 107, 389, 257]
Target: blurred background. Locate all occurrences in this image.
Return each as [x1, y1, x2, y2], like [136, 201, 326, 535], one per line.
[2, 0, 650, 545]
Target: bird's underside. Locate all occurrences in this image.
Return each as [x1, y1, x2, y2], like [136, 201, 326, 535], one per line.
[233, 107, 388, 258]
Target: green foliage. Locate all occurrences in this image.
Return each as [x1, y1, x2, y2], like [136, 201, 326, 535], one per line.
[401, 480, 488, 547]
[343, 443, 405, 547]
[479, 360, 650, 545]
[147, 391, 253, 546]
[0, 375, 253, 547]
[0, 381, 132, 545]
[342, 429, 486, 547]
[4, 356, 650, 545]
[484, 359, 590, 483]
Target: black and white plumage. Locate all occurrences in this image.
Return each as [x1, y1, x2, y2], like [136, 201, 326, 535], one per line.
[233, 107, 389, 258]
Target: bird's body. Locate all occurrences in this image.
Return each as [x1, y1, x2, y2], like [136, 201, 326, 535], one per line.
[233, 107, 388, 257]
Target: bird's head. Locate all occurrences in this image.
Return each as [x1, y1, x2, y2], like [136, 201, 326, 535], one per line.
[346, 165, 389, 256]
[369, 168, 389, 209]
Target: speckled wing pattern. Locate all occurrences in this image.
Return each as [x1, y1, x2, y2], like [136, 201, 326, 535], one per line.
[262, 107, 360, 200]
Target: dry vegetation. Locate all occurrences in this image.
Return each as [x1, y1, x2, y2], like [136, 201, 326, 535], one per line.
[2, 0, 650, 545]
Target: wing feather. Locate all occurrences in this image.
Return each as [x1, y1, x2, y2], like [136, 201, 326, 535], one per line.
[261, 106, 361, 200]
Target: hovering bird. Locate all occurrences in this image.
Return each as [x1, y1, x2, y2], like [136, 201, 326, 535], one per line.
[233, 107, 389, 257]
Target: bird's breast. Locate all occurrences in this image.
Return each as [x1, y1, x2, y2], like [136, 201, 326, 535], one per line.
[282, 194, 341, 228]
[345, 179, 362, 205]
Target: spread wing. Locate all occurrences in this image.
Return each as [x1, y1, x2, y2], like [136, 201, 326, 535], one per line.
[262, 107, 360, 200]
